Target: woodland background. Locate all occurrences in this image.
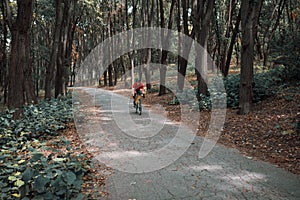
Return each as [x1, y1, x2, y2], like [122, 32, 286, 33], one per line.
[0, 0, 299, 199]
[0, 0, 299, 115]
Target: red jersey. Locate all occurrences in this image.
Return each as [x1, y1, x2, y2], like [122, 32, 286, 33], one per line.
[132, 82, 144, 91]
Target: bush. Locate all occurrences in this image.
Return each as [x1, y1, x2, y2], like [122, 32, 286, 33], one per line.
[223, 74, 240, 107]
[270, 31, 300, 82]
[224, 67, 284, 107]
[0, 97, 89, 200]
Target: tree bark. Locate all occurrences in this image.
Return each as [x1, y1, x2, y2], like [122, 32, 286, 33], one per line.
[144, 0, 155, 90]
[0, 1, 8, 104]
[5, 0, 36, 118]
[55, 0, 72, 97]
[45, 0, 63, 99]
[193, 0, 215, 97]
[223, 9, 241, 77]
[239, 0, 262, 114]
[261, 0, 285, 67]
[177, 0, 195, 92]
[159, 0, 175, 96]
[107, 10, 114, 87]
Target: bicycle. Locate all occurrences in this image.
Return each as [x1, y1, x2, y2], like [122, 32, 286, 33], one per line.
[134, 93, 143, 115]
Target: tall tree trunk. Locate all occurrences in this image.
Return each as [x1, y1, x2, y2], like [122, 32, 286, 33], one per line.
[128, 0, 137, 86]
[144, 0, 155, 90]
[159, 0, 175, 96]
[5, 0, 36, 118]
[262, 0, 285, 67]
[193, 0, 215, 97]
[177, 0, 195, 92]
[239, 0, 262, 114]
[223, 9, 241, 77]
[45, 0, 63, 99]
[24, 32, 37, 104]
[220, 0, 235, 72]
[107, 9, 114, 87]
[55, 0, 72, 97]
[0, 1, 8, 104]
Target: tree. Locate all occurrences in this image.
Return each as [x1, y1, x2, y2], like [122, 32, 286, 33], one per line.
[260, 0, 285, 67]
[0, 0, 8, 104]
[223, 8, 241, 77]
[239, 0, 263, 115]
[215, 0, 241, 77]
[44, 0, 63, 99]
[4, 0, 37, 118]
[143, 0, 155, 90]
[54, 0, 74, 97]
[159, 0, 175, 96]
[192, 0, 215, 97]
[177, 0, 195, 92]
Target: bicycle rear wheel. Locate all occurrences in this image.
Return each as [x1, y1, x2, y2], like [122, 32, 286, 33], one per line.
[138, 99, 142, 115]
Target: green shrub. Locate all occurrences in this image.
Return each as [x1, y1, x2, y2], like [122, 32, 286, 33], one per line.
[198, 93, 212, 111]
[0, 97, 89, 200]
[223, 67, 284, 107]
[270, 31, 300, 82]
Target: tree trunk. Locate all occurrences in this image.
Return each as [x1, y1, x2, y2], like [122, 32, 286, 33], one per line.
[0, 1, 8, 104]
[223, 9, 241, 77]
[159, 0, 175, 96]
[261, 0, 285, 67]
[6, 0, 36, 118]
[107, 10, 114, 87]
[23, 32, 37, 104]
[193, 0, 215, 97]
[8, 30, 25, 117]
[144, 0, 155, 90]
[177, 0, 195, 92]
[45, 0, 63, 99]
[55, 0, 72, 97]
[239, 0, 262, 114]
[220, 0, 236, 74]
[158, 0, 166, 95]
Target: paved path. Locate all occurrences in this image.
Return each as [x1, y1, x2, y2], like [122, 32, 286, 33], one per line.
[74, 88, 300, 200]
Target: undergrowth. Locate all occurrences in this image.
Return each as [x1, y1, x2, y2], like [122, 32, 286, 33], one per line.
[0, 96, 90, 200]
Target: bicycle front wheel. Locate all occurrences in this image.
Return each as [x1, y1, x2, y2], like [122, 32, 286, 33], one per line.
[138, 99, 142, 115]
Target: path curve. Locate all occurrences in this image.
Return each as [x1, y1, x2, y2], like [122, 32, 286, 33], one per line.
[73, 88, 300, 200]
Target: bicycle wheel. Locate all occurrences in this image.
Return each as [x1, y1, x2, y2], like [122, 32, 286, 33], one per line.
[135, 100, 138, 114]
[138, 99, 142, 115]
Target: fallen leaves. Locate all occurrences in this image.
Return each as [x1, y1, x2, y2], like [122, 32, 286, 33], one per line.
[48, 122, 110, 199]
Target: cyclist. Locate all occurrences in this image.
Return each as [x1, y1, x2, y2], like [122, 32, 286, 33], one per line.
[132, 79, 145, 107]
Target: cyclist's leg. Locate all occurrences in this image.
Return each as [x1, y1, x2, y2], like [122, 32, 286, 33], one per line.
[135, 97, 139, 113]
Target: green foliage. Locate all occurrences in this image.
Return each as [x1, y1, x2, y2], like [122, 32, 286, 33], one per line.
[21, 97, 73, 137]
[270, 31, 300, 82]
[223, 74, 239, 107]
[169, 88, 211, 111]
[0, 97, 89, 199]
[166, 67, 285, 110]
[198, 94, 212, 111]
[224, 67, 284, 107]
[0, 147, 87, 199]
